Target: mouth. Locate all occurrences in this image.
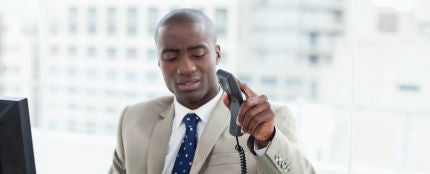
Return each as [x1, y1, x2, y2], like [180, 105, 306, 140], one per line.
[177, 79, 201, 91]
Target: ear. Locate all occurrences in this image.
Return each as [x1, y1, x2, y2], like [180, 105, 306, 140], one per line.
[215, 44, 221, 65]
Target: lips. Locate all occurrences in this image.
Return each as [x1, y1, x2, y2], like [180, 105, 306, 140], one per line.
[177, 79, 201, 91]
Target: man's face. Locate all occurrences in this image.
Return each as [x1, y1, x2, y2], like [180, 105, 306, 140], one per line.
[156, 22, 220, 109]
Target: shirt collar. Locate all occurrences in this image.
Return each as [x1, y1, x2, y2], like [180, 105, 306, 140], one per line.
[173, 89, 223, 129]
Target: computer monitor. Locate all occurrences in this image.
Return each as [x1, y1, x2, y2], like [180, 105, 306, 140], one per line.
[0, 97, 36, 174]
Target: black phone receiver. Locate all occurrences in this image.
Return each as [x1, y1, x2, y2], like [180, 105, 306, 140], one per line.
[216, 69, 243, 137]
[217, 69, 248, 173]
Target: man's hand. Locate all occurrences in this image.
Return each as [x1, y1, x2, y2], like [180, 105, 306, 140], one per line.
[222, 79, 275, 148]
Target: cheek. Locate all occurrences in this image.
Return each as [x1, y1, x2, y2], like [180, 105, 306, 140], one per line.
[160, 63, 176, 74]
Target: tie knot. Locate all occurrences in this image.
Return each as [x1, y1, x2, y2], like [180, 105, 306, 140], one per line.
[183, 113, 200, 130]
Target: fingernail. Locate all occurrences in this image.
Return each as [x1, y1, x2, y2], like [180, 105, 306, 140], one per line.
[236, 120, 241, 126]
[241, 129, 245, 134]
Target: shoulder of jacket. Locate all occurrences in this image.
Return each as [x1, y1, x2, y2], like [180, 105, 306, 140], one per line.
[271, 103, 291, 114]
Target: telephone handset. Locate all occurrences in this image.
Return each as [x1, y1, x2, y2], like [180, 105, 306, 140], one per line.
[216, 69, 243, 137]
[216, 69, 247, 174]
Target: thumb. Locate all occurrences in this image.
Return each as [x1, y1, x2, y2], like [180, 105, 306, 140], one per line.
[222, 93, 230, 111]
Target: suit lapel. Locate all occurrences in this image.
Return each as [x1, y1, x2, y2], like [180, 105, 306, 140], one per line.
[147, 103, 175, 174]
[190, 99, 230, 173]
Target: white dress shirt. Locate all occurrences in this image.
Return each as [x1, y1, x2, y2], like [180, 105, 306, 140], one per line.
[162, 90, 267, 174]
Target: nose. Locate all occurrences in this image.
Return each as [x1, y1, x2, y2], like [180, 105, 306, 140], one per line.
[177, 56, 196, 75]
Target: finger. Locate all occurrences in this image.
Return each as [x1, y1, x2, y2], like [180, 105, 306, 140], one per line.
[237, 95, 268, 127]
[244, 111, 265, 135]
[247, 110, 273, 136]
[222, 93, 230, 110]
[241, 97, 269, 132]
[253, 120, 275, 142]
[236, 78, 257, 99]
[237, 97, 258, 126]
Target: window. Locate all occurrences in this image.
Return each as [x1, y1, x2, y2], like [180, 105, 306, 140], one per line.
[398, 84, 420, 92]
[146, 72, 157, 81]
[86, 69, 97, 79]
[50, 46, 59, 55]
[309, 32, 319, 46]
[238, 75, 252, 85]
[147, 8, 159, 36]
[68, 46, 77, 57]
[49, 19, 59, 34]
[87, 47, 96, 57]
[309, 54, 319, 65]
[127, 7, 138, 36]
[215, 8, 228, 37]
[125, 91, 137, 99]
[286, 78, 302, 94]
[146, 49, 156, 61]
[86, 88, 97, 96]
[68, 7, 77, 34]
[333, 10, 343, 24]
[105, 90, 118, 97]
[49, 66, 59, 76]
[310, 80, 318, 99]
[104, 123, 116, 135]
[85, 122, 97, 134]
[86, 106, 96, 112]
[48, 119, 58, 130]
[105, 69, 117, 80]
[107, 7, 117, 35]
[104, 105, 116, 114]
[261, 77, 277, 87]
[88, 7, 97, 34]
[126, 48, 137, 59]
[67, 67, 77, 78]
[106, 48, 116, 59]
[66, 120, 77, 132]
[126, 71, 137, 82]
[67, 87, 78, 95]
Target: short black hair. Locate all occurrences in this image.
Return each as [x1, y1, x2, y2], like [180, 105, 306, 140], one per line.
[154, 8, 217, 45]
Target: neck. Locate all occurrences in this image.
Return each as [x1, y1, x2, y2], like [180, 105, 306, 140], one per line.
[179, 87, 220, 110]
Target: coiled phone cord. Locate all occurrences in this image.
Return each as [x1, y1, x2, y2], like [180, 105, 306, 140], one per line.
[235, 136, 247, 174]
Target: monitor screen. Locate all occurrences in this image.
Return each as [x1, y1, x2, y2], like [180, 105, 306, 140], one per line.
[0, 97, 36, 174]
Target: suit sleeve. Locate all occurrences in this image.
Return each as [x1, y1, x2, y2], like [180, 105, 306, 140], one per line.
[247, 105, 315, 174]
[109, 106, 129, 174]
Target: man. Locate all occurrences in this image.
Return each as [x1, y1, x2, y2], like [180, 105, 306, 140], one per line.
[109, 8, 314, 174]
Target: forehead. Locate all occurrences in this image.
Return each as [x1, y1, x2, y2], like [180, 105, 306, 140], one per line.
[157, 22, 212, 48]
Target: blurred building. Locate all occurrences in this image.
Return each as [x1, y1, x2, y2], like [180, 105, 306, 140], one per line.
[236, 0, 345, 102]
[1, 0, 429, 173]
[323, 0, 430, 172]
[36, 0, 238, 135]
[0, 8, 39, 126]
[323, 0, 430, 109]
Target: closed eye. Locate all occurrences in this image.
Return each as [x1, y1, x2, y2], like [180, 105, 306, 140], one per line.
[192, 53, 206, 59]
[164, 57, 177, 62]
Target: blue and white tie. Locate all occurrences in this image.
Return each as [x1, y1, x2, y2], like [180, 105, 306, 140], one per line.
[172, 113, 200, 174]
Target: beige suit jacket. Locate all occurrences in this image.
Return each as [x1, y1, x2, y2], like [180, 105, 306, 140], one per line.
[109, 96, 315, 174]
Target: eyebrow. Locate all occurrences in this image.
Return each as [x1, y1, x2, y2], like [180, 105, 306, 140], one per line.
[161, 48, 179, 54]
[187, 44, 207, 51]
[161, 44, 208, 54]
